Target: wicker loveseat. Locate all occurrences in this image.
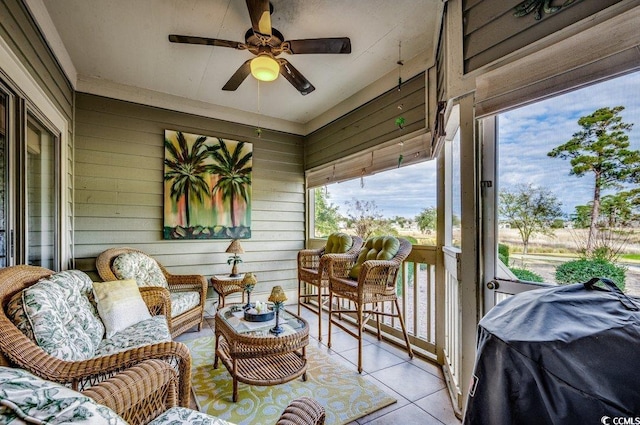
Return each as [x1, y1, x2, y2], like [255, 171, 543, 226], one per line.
[0, 360, 326, 425]
[96, 247, 207, 337]
[0, 265, 192, 407]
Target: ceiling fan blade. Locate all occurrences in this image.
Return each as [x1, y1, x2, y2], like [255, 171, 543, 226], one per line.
[168, 34, 245, 50]
[246, 0, 272, 37]
[284, 37, 351, 54]
[278, 59, 315, 95]
[222, 59, 253, 91]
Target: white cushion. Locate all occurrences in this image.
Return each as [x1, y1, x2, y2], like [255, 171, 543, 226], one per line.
[169, 291, 201, 317]
[95, 316, 171, 356]
[0, 366, 127, 425]
[112, 251, 169, 288]
[93, 279, 152, 339]
[21, 271, 104, 361]
[148, 407, 232, 425]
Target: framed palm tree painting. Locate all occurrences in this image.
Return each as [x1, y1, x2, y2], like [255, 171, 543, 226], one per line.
[163, 130, 252, 239]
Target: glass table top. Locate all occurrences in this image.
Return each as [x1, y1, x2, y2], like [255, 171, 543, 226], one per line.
[218, 304, 307, 338]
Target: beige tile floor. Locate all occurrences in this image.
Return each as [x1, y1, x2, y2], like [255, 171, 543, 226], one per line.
[175, 299, 461, 425]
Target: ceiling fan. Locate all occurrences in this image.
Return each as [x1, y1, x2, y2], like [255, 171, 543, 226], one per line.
[168, 0, 351, 95]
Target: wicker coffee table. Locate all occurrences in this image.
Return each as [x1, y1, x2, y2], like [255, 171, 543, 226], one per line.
[214, 304, 309, 402]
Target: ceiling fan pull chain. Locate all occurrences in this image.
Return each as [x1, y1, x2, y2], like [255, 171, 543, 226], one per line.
[255, 81, 263, 138]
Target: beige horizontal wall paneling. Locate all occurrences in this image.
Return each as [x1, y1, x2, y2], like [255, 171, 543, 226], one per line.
[306, 104, 425, 170]
[0, 0, 73, 119]
[306, 74, 425, 150]
[74, 93, 305, 294]
[78, 94, 302, 145]
[305, 72, 426, 170]
[463, 0, 623, 72]
[305, 89, 425, 162]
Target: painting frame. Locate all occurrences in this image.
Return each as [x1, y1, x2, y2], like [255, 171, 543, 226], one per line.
[163, 129, 252, 240]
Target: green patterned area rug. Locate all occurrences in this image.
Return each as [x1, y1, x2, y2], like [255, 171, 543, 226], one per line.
[184, 336, 396, 425]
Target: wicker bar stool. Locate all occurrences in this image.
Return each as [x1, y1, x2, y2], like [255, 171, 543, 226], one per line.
[297, 233, 362, 341]
[327, 236, 414, 373]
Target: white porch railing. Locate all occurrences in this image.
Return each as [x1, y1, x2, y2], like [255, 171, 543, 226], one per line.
[442, 246, 462, 408]
[303, 244, 440, 359]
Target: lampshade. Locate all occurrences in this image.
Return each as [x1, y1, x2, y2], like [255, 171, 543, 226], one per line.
[268, 285, 287, 304]
[250, 55, 279, 82]
[242, 272, 257, 286]
[225, 239, 244, 254]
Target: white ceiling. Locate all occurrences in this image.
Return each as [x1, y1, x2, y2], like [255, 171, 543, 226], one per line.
[29, 0, 444, 134]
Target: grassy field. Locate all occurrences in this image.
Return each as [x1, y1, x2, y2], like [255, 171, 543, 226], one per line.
[399, 227, 640, 296]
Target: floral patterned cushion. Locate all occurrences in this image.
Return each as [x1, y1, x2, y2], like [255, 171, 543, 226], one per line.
[5, 292, 35, 342]
[148, 407, 233, 425]
[112, 252, 169, 289]
[169, 291, 201, 318]
[94, 316, 171, 357]
[21, 271, 105, 361]
[0, 366, 126, 425]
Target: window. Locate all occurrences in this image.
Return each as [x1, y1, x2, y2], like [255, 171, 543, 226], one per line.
[496, 72, 640, 293]
[311, 160, 437, 243]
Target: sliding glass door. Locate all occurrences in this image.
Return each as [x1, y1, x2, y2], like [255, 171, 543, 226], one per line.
[0, 79, 62, 270]
[0, 89, 9, 267]
[26, 114, 59, 268]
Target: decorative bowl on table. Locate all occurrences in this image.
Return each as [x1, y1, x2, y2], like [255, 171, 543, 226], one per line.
[243, 301, 275, 322]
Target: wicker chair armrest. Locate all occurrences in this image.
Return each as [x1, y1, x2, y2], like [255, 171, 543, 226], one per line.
[324, 253, 358, 279]
[359, 259, 400, 275]
[166, 274, 208, 296]
[82, 359, 178, 425]
[140, 287, 171, 317]
[276, 396, 326, 425]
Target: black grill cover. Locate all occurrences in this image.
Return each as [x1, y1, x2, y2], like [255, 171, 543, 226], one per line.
[463, 278, 640, 425]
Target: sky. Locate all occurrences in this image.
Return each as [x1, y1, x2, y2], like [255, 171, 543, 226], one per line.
[323, 71, 640, 219]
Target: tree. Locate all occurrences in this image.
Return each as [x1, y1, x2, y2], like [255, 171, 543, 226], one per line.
[548, 106, 640, 253]
[163, 132, 211, 227]
[391, 216, 411, 229]
[415, 207, 437, 234]
[499, 183, 563, 255]
[600, 189, 640, 227]
[571, 204, 592, 229]
[207, 139, 252, 228]
[344, 199, 389, 239]
[314, 188, 342, 237]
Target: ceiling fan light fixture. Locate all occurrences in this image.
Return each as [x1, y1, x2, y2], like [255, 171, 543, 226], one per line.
[250, 55, 279, 82]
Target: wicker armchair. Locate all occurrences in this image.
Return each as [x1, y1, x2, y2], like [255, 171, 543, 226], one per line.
[96, 247, 207, 337]
[0, 265, 192, 407]
[2, 358, 326, 425]
[326, 237, 414, 373]
[89, 362, 327, 425]
[83, 359, 179, 425]
[297, 234, 362, 340]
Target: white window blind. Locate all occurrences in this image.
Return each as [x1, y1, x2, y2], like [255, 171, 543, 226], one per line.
[475, 6, 640, 118]
[305, 129, 432, 189]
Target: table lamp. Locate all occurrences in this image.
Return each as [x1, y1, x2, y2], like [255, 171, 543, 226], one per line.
[268, 285, 287, 335]
[226, 239, 244, 277]
[242, 272, 257, 310]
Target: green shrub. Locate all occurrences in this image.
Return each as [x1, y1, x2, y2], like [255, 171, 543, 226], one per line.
[555, 259, 626, 291]
[510, 268, 544, 283]
[498, 243, 510, 266]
